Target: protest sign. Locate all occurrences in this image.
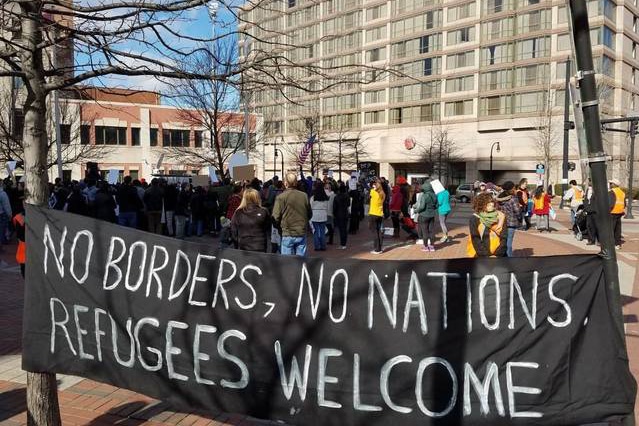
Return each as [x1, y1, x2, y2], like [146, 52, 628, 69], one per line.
[208, 167, 219, 183]
[233, 164, 256, 182]
[23, 206, 636, 425]
[430, 179, 445, 195]
[107, 169, 120, 185]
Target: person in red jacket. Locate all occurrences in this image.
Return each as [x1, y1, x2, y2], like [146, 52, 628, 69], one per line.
[532, 186, 552, 232]
[12, 210, 25, 277]
[389, 179, 404, 238]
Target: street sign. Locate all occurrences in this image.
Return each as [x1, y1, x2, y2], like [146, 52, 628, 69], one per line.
[536, 164, 545, 174]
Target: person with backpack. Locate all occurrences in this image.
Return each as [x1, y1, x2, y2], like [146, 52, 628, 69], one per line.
[496, 181, 521, 257]
[562, 180, 584, 226]
[467, 192, 507, 257]
[414, 181, 438, 252]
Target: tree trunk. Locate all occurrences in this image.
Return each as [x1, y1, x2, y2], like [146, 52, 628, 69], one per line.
[27, 373, 61, 426]
[20, 3, 62, 424]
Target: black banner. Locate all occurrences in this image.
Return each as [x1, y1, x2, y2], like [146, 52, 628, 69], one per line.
[22, 205, 636, 425]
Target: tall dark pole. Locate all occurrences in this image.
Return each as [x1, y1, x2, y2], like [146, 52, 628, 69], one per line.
[273, 138, 277, 179]
[627, 121, 636, 219]
[489, 141, 499, 182]
[569, 0, 629, 370]
[338, 139, 342, 180]
[560, 58, 571, 209]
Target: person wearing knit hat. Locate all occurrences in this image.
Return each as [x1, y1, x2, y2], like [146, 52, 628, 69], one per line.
[609, 179, 626, 248]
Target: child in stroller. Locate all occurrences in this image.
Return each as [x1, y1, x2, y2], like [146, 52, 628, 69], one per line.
[573, 205, 588, 241]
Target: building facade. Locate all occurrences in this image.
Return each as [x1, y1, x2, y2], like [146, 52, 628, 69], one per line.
[0, 86, 258, 182]
[239, 0, 639, 187]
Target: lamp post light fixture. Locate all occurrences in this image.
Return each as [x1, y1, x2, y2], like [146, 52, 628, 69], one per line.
[489, 141, 501, 182]
[274, 148, 285, 179]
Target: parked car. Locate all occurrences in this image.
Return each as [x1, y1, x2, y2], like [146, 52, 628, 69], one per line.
[455, 183, 474, 203]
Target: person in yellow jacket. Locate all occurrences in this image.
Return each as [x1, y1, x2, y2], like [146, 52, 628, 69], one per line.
[609, 179, 626, 249]
[368, 178, 386, 254]
[12, 210, 25, 277]
[467, 193, 507, 257]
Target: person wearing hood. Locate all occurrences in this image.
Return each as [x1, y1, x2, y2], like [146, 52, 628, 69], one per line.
[468, 192, 507, 257]
[436, 185, 452, 243]
[495, 181, 521, 257]
[414, 181, 439, 251]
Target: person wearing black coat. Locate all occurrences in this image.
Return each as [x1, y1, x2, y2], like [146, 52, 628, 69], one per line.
[163, 182, 178, 236]
[65, 185, 89, 216]
[348, 185, 364, 234]
[94, 182, 117, 223]
[116, 176, 143, 228]
[333, 184, 351, 249]
[174, 183, 192, 239]
[231, 188, 270, 252]
[190, 186, 206, 237]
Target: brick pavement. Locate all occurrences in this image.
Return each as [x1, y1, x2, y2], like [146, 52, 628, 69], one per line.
[1, 202, 639, 425]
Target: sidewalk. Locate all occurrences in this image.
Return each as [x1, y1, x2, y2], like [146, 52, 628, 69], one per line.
[1, 203, 638, 425]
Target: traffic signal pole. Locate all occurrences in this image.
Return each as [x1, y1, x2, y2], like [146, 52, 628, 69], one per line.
[601, 117, 637, 219]
[568, 3, 632, 414]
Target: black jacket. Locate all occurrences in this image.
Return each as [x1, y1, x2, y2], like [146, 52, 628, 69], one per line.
[94, 191, 117, 223]
[230, 205, 270, 252]
[164, 185, 178, 211]
[116, 184, 142, 213]
[333, 193, 350, 222]
[144, 186, 164, 212]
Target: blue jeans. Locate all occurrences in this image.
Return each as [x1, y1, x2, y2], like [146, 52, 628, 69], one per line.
[118, 212, 137, 228]
[281, 236, 307, 257]
[507, 227, 517, 257]
[191, 219, 204, 237]
[312, 222, 326, 250]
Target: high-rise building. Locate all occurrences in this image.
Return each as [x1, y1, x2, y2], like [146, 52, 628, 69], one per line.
[240, 0, 638, 188]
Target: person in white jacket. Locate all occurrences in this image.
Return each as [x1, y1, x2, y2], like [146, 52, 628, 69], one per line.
[310, 181, 329, 251]
[562, 180, 584, 225]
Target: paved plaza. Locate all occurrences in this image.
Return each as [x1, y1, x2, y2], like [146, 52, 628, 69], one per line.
[1, 203, 638, 425]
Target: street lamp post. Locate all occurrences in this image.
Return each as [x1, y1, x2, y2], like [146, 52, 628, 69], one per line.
[274, 148, 284, 178]
[489, 141, 501, 182]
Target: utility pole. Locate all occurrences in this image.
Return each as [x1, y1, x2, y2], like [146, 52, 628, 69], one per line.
[560, 58, 571, 209]
[628, 121, 636, 219]
[568, 0, 630, 394]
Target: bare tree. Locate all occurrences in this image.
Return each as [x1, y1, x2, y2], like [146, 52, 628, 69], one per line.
[535, 81, 562, 190]
[162, 39, 249, 176]
[418, 122, 461, 185]
[0, 88, 111, 171]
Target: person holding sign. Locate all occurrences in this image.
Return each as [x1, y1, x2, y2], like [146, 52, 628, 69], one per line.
[467, 192, 507, 257]
[230, 188, 271, 252]
[368, 178, 386, 254]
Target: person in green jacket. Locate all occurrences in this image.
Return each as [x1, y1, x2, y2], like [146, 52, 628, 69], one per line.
[414, 181, 439, 251]
[437, 187, 452, 243]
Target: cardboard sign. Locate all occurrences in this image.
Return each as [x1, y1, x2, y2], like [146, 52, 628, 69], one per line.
[23, 207, 637, 426]
[191, 175, 210, 188]
[430, 179, 445, 195]
[232, 164, 256, 181]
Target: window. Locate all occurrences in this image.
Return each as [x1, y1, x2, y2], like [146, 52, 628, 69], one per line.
[150, 128, 158, 146]
[131, 128, 140, 146]
[366, 26, 387, 43]
[222, 132, 246, 149]
[446, 50, 474, 69]
[162, 129, 190, 147]
[364, 89, 386, 104]
[60, 124, 71, 144]
[80, 125, 90, 145]
[445, 75, 475, 92]
[447, 2, 475, 20]
[557, 33, 571, 51]
[95, 126, 126, 145]
[445, 100, 473, 116]
[364, 110, 385, 124]
[366, 47, 386, 62]
[482, 17, 514, 40]
[447, 27, 474, 45]
[479, 95, 512, 116]
[194, 130, 204, 148]
[480, 69, 512, 89]
[557, 6, 568, 24]
[513, 91, 545, 113]
[602, 26, 615, 49]
[518, 10, 550, 32]
[288, 0, 295, 7]
[366, 4, 387, 20]
[515, 64, 548, 86]
[516, 37, 549, 60]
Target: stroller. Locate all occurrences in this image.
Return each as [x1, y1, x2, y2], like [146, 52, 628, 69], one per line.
[573, 206, 588, 241]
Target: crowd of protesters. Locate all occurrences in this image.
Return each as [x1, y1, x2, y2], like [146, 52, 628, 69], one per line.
[467, 177, 628, 258]
[0, 170, 629, 263]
